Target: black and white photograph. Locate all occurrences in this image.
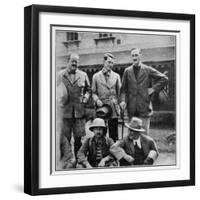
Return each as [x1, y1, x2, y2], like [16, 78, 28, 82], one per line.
[0, 0, 198, 198]
[53, 28, 176, 171]
[24, 5, 195, 195]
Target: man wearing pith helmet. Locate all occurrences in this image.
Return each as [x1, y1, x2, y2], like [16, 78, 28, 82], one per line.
[92, 53, 121, 142]
[110, 117, 158, 166]
[77, 118, 117, 168]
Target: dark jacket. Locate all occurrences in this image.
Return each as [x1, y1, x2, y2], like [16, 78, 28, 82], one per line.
[121, 63, 168, 118]
[110, 134, 158, 162]
[77, 136, 114, 167]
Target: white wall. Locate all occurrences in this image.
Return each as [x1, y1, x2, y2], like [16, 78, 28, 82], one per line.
[0, 0, 199, 199]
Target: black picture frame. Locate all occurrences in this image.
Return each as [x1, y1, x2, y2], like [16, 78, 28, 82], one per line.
[24, 4, 195, 196]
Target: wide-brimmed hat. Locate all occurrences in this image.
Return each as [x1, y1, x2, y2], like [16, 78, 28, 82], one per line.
[125, 117, 145, 132]
[89, 118, 107, 132]
[96, 104, 113, 119]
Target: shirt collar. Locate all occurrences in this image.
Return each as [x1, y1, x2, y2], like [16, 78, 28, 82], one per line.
[133, 62, 142, 68]
[67, 68, 77, 75]
[133, 136, 142, 149]
[102, 67, 112, 77]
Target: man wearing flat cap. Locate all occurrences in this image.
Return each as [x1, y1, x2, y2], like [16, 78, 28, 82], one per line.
[120, 48, 168, 135]
[92, 53, 121, 142]
[77, 118, 117, 168]
[110, 117, 158, 166]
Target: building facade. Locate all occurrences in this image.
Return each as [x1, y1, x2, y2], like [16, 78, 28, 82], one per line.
[55, 30, 176, 115]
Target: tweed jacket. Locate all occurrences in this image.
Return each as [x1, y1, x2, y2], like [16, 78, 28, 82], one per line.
[92, 70, 121, 118]
[110, 134, 158, 162]
[57, 68, 90, 119]
[120, 63, 168, 118]
[77, 136, 114, 167]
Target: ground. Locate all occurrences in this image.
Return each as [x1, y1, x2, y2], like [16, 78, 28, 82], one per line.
[56, 119, 176, 169]
[149, 127, 176, 166]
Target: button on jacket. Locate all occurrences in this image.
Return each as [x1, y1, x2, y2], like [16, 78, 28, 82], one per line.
[120, 63, 168, 118]
[57, 69, 90, 119]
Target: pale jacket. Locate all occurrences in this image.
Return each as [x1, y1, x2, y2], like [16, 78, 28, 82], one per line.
[92, 70, 121, 118]
[57, 68, 90, 118]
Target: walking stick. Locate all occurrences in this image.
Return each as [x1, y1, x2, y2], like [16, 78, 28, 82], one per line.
[120, 108, 125, 139]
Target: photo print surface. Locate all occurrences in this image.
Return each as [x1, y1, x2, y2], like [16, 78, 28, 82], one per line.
[51, 26, 177, 172]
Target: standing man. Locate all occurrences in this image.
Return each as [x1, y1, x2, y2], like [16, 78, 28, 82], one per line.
[110, 117, 159, 166]
[92, 53, 121, 142]
[120, 48, 168, 134]
[57, 53, 90, 168]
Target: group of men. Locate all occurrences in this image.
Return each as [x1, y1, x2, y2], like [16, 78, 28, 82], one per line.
[56, 48, 168, 169]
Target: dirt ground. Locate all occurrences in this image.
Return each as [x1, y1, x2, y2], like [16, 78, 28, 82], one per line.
[149, 127, 176, 166]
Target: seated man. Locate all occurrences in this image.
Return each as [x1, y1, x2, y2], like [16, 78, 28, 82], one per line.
[77, 118, 117, 168]
[110, 117, 158, 166]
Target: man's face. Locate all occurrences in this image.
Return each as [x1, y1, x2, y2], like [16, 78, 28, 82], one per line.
[104, 56, 114, 71]
[131, 49, 141, 66]
[93, 127, 104, 138]
[68, 55, 79, 73]
[128, 129, 140, 140]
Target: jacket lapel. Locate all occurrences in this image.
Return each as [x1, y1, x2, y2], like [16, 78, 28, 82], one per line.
[130, 64, 146, 84]
[64, 69, 81, 86]
[99, 71, 109, 88]
[100, 70, 116, 89]
[136, 64, 146, 84]
[129, 65, 137, 83]
[73, 70, 81, 85]
[63, 71, 73, 86]
[126, 138, 135, 157]
[106, 71, 115, 89]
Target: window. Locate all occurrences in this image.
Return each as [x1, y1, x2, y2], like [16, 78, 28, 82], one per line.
[67, 32, 79, 41]
[117, 39, 121, 45]
[94, 33, 115, 45]
[99, 33, 113, 38]
[64, 32, 80, 48]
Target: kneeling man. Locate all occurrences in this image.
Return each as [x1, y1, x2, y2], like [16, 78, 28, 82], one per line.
[77, 118, 117, 168]
[110, 117, 158, 166]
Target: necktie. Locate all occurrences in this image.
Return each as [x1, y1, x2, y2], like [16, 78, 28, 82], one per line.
[133, 66, 140, 79]
[103, 70, 110, 82]
[134, 141, 140, 149]
[105, 73, 109, 82]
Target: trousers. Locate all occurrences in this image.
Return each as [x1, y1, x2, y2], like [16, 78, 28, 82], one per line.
[60, 118, 86, 158]
[139, 117, 150, 135]
[108, 118, 118, 142]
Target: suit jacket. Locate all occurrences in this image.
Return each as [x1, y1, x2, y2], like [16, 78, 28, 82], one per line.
[92, 70, 121, 118]
[77, 136, 114, 167]
[110, 134, 158, 162]
[57, 68, 90, 118]
[121, 63, 168, 118]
